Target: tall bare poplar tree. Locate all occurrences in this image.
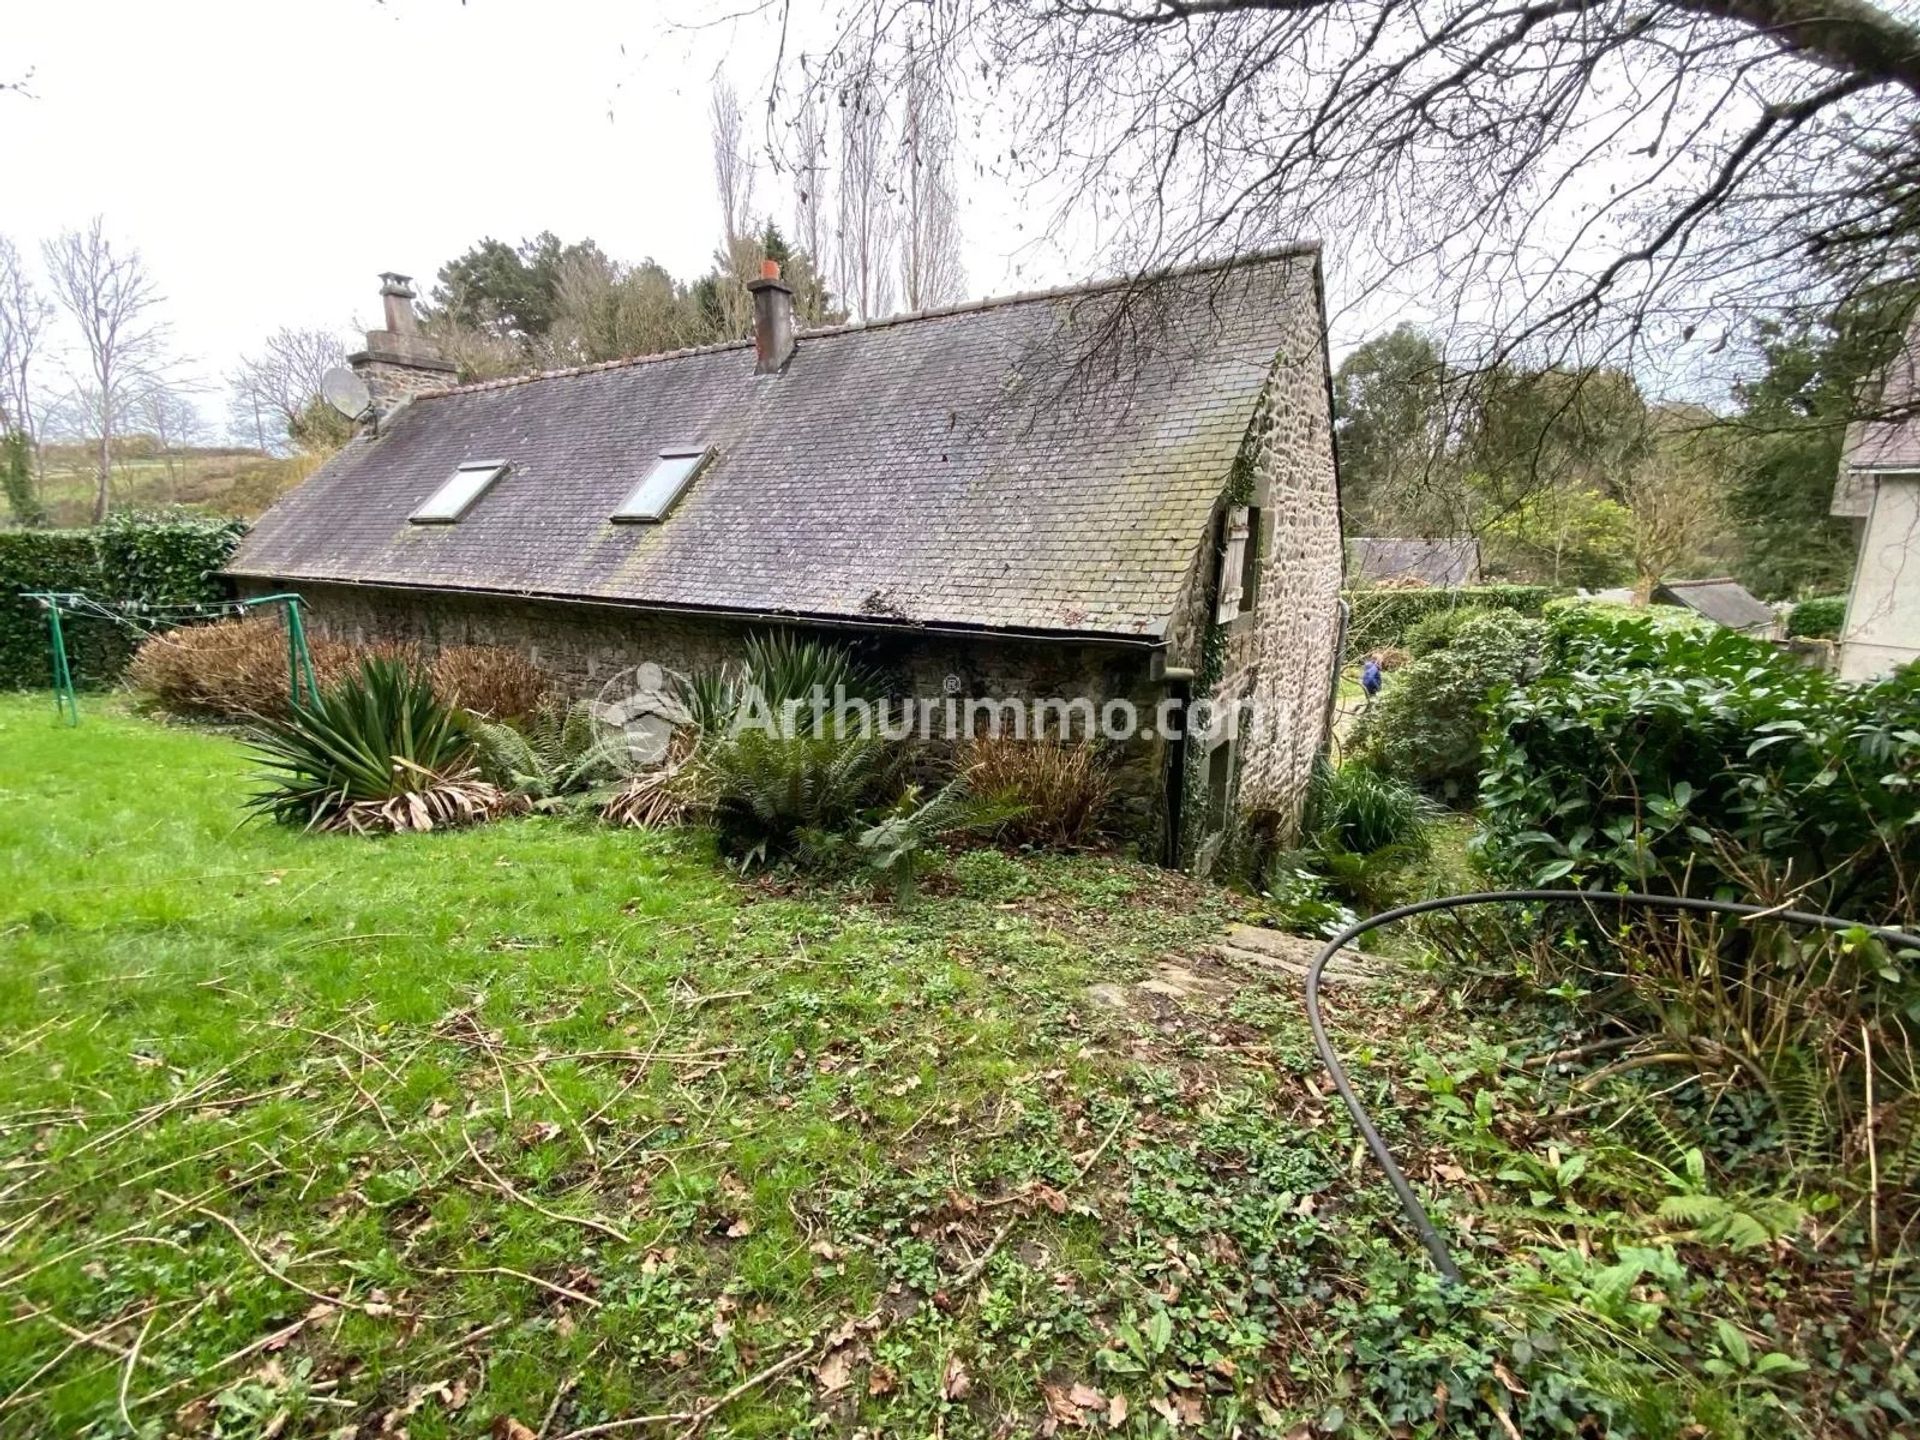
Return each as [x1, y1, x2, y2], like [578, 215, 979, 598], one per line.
[0, 234, 50, 445]
[43, 218, 169, 523]
[897, 45, 965, 312]
[837, 79, 896, 321]
[793, 96, 836, 320]
[710, 80, 762, 338]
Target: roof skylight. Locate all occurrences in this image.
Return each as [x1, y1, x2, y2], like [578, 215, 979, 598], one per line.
[612, 447, 710, 523]
[411, 461, 507, 523]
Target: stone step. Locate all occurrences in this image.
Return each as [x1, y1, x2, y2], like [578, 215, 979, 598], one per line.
[1214, 924, 1383, 983]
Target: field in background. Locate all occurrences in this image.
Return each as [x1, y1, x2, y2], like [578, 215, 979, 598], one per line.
[17, 443, 322, 527]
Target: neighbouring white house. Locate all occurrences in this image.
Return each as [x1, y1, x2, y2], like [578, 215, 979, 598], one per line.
[1833, 317, 1920, 682]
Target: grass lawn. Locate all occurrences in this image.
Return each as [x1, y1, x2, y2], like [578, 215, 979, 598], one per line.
[0, 696, 1906, 1438]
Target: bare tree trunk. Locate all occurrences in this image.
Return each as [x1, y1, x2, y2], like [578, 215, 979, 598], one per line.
[94, 423, 109, 523]
[43, 218, 170, 528]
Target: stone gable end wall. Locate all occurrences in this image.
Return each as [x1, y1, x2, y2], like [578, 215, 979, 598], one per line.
[1208, 295, 1344, 852]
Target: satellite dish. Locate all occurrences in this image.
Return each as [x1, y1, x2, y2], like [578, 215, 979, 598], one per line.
[320, 367, 372, 420]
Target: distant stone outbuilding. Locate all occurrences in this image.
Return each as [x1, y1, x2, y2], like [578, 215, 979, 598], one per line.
[1651, 578, 1777, 634]
[224, 251, 1346, 869]
[1346, 536, 1481, 588]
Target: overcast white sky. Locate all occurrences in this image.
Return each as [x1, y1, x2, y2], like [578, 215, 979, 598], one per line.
[3, 0, 1088, 436]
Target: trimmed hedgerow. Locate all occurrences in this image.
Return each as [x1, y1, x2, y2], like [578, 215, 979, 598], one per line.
[1343, 584, 1554, 656]
[0, 515, 245, 690]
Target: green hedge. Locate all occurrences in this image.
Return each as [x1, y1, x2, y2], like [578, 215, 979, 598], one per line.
[0, 516, 245, 690]
[1344, 585, 1555, 656]
[1787, 594, 1846, 640]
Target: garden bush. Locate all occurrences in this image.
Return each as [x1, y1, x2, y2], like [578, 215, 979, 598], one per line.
[703, 728, 903, 867]
[427, 644, 555, 723]
[1482, 607, 1920, 922]
[248, 658, 511, 834]
[1786, 594, 1846, 639]
[1478, 609, 1920, 1231]
[1350, 609, 1545, 800]
[0, 514, 243, 690]
[1401, 603, 1500, 657]
[960, 736, 1111, 846]
[127, 615, 362, 720]
[1343, 584, 1552, 656]
[471, 695, 631, 808]
[1303, 758, 1435, 857]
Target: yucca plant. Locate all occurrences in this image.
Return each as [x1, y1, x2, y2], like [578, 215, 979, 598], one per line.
[247, 658, 510, 834]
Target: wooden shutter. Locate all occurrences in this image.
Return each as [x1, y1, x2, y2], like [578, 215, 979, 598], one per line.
[1216, 506, 1250, 622]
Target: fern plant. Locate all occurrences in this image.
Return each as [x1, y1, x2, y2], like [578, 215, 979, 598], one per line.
[1653, 1148, 1806, 1250]
[703, 729, 900, 867]
[471, 696, 634, 809]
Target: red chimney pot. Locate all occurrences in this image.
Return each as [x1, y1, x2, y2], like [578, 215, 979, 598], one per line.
[760, 259, 781, 281]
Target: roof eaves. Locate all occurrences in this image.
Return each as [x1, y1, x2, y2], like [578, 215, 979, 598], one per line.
[217, 569, 1175, 649]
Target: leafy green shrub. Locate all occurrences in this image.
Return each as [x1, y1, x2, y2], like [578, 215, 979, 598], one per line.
[1401, 604, 1499, 657]
[1256, 865, 1358, 938]
[1482, 608, 1920, 919]
[247, 658, 509, 834]
[858, 780, 1023, 902]
[1342, 584, 1553, 656]
[959, 736, 1111, 846]
[1786, 594, 1846, 639]
[0, 515, 242, 690]
[1351, 609, 1545, 801]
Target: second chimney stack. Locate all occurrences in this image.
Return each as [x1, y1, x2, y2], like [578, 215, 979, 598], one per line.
[748, 261, 795, 375]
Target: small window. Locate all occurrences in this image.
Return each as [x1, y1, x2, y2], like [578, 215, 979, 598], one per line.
[1239, 505, 1262, 614]
[411, 461, 507, 523]
[612, 447, 710, 523]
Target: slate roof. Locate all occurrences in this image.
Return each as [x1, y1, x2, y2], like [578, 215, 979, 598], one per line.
[226, 249, 1326, 641]
[1834, 314, 1920, 518]
[1346, 537, 1480, 588]
[1652, 578, 1776, 632]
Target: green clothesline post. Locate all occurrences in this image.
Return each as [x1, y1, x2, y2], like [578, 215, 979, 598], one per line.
[247, 593, 321, 710]
[26, 591, 82, 726]
[17, 589, 319, 725]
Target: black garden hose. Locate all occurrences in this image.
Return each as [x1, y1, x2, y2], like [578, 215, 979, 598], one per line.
[1304, 888, 1920, 1283]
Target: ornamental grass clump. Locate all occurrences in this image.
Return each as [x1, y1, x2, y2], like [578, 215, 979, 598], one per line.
[959, 736, 1112, 847]
[247, 657, 512, 834]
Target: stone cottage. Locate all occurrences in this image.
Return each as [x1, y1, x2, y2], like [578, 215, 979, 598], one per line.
[224, 251, 1345, 870]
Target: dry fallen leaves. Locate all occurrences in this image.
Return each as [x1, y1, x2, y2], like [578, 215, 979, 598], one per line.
[815, 1347, 855, 1396]
[942, 1352, 972, 1400]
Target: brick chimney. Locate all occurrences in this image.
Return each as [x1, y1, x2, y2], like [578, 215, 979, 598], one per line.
[349, 272, 457, 419]
[747, 260, 795, 374]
